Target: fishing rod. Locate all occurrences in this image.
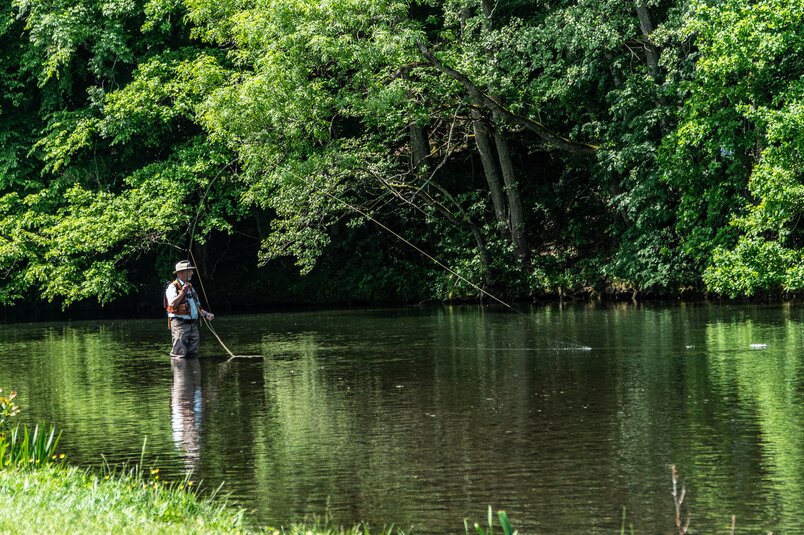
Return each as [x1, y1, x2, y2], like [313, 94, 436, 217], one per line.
[171, 157, 270, 360]
[186, 248, 262, 361]
[183, 161, 262, 360]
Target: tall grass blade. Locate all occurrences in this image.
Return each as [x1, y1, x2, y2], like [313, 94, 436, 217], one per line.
[139, 436, 147, 470]
[0, 424, 61, 469]
[487, 505, 494, 535]
[621, 507, 627, 535]
[497, 511, 514, 535]
[465, 507, 518, 535]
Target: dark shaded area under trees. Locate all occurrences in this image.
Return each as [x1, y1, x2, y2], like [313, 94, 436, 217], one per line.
[1, 0, 804, 317]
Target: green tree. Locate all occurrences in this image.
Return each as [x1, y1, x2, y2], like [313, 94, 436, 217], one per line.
[0, 0, 244, 306]
[4, 0, 802, 307]
[681, 0, 804, 296]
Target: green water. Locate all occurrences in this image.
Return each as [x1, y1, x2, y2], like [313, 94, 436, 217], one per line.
[1, 303, 802, 533]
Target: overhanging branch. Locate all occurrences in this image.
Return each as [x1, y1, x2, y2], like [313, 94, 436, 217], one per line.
[417, 41, 598, 155]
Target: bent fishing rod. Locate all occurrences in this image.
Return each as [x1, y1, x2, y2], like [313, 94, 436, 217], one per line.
[181, 159, 263, 360]
[185, 249, 262, 361]
[181, 163, 590, 355]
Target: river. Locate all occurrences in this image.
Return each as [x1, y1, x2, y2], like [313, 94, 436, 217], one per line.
[0, 303, 802, 533]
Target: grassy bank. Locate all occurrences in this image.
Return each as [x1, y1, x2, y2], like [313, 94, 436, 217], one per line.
[0, 464, 416, 534]
[0, 464, 247, 534]
[0, 463, 518, 534]
[0, 389, 249, 534]
[0, 464, 422, 535]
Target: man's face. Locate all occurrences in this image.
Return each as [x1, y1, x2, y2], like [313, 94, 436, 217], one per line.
[179, 269, 194, 281]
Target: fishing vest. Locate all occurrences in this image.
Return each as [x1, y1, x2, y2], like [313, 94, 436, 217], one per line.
[164, 279, 195, 316]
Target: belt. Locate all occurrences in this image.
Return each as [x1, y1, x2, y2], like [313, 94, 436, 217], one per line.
[173, 317, 196, 324]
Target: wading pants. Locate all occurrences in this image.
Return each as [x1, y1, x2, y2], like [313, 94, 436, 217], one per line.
[170, 318, 200, 358]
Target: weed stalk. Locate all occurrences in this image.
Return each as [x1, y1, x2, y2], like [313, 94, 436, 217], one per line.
[671, 464, 691, 535]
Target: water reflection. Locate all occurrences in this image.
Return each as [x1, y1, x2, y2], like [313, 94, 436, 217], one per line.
[0, 307, 802, 533]
[171, 357, 202, 472]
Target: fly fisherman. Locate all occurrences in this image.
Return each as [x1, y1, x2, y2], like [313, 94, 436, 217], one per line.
[165, 260, 215, 358]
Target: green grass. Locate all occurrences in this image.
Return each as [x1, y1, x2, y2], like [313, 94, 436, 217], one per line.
[0, 453, 407, 534]
[464, 506, 516, 535]
[0, 461, 514, 535]
[0, 424, 250, 534]
[0, 420, 503, 534]
[0, 464, 247, 534]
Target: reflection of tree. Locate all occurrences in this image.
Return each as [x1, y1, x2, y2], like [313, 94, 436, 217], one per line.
[705, 316, 804, 530]
[171, 357, 202, 472]
[0, 323, 174, 463]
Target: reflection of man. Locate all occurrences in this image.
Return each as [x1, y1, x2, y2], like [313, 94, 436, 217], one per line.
[165, 260, 215, 358]
[171, 357, 202, 472]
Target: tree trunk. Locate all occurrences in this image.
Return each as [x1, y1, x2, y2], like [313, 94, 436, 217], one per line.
[494, 130, 529, 270]
[472, 109, 509, 232]
[410, 123, 430, 172]
[635, 4, 659, 79]
[418, 43, 597, 156]
[408, 121, 495, 288]
[432, 195, 495, 290]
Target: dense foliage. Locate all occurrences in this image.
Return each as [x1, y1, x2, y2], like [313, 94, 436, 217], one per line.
[1, 0, 802, 308]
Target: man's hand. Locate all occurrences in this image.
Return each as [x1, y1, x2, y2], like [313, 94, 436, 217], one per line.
[204, 311, 215, 321]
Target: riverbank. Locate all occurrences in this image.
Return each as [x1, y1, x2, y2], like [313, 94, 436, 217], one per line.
[0, 464, 418, 534]
[0, 464, 248, 534]
[0, 462, 524, 534]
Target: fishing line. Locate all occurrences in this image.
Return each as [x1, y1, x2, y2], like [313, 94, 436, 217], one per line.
[182, 160, 263, 361]
[186, 248, 262, 361]
[179, 159, 589, 354]
[322, 191, 592, 351]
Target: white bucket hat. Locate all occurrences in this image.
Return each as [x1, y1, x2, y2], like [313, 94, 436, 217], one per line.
[174, 260, 196, 273]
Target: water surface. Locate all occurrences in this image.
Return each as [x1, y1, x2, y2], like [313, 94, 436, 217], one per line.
[1, 304, 802, 533]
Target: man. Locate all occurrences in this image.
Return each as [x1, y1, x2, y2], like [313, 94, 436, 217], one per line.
[165, 260, 215, 358]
